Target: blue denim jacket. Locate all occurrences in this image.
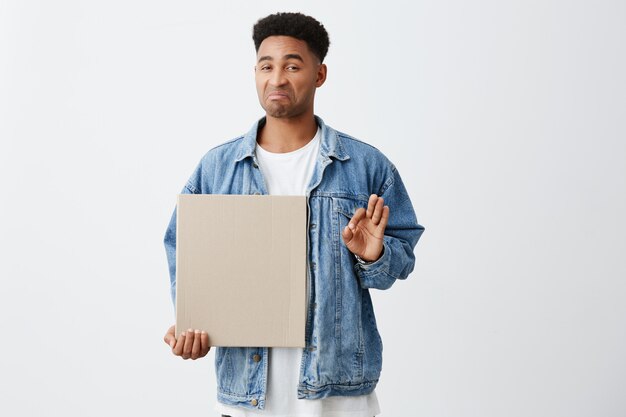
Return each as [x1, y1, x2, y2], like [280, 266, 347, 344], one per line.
[164, 116, 424, 410]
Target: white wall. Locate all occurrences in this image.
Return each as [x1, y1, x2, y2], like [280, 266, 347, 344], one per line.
[1, 1, 625, 416]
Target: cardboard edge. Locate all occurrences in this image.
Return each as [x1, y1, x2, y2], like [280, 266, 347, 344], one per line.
[175, 194, 182, 336]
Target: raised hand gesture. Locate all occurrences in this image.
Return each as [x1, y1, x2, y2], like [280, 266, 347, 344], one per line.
[341, 194, 389, 262]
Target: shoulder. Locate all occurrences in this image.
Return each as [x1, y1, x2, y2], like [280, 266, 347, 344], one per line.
[332, 127, 396, 172]
[199, 135, 245, 164]
[183, 134, 247, 194]
[325, 125, 400, 196]
[334, 129, 377, 150]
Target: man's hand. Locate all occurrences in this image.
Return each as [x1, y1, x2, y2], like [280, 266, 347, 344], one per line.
[341, 194, 389, 262]
[163, 325, 210, 360]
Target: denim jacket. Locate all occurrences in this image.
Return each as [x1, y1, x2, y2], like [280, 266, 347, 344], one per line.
[164, 116, 424, 410]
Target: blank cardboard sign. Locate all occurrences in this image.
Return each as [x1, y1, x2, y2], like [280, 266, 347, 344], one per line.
[175, 194, 307, 347]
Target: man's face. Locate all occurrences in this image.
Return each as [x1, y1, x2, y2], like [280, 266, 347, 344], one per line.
[255, 36, 327, 119]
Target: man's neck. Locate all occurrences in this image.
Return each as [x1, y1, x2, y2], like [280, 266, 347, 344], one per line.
[257, 112, 318, 153]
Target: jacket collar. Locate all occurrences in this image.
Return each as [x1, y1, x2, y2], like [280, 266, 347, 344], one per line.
[234, 115, 350, 162]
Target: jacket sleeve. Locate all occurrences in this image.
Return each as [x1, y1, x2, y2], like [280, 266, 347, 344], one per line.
[163, 163, 205, 306]
[354, 164, 425, 290]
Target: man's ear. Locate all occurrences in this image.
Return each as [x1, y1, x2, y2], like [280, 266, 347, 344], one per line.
[316, 63, 327, 87]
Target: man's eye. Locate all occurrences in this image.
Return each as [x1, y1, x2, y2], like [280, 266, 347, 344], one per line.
[287, 65, 299, 71]
[260, 66, 271, 71]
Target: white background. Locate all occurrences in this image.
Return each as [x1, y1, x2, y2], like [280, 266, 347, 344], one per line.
[1, 0, 625, 416]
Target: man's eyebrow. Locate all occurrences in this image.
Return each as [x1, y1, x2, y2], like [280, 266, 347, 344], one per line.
[257, 54, 305, 63]
[284, 53, 304, 62]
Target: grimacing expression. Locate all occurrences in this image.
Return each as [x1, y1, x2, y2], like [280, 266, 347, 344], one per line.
[255, 36, 327, 119]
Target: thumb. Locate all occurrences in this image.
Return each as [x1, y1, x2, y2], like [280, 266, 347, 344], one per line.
[342, 225, 353, 244]
[164, 333, 175, 347]
[164, 325, 176, 348]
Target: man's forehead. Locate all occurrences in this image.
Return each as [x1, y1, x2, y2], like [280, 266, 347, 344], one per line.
[256, 36, 312, 59]
[257, 53, 305, 63]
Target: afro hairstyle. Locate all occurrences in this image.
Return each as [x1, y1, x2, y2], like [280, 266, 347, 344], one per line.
[252, 12, 330, 63]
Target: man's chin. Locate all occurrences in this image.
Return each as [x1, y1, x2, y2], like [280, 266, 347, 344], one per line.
[262, 102, 308, 119]
[265, 105, 291, 118]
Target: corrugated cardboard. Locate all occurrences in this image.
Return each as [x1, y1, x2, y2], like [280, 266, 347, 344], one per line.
[175, 194, 307, 347]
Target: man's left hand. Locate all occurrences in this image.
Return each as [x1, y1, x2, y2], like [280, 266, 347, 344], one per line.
[341, 194, 389, 262]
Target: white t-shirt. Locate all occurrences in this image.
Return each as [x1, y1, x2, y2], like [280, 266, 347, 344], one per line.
[215, 128, 380, 417]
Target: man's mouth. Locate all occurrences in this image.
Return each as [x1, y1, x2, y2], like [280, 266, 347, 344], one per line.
[267, 91, 290, 100]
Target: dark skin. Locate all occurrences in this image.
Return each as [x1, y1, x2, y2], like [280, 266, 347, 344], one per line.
[164, 35, 389, 359]
[163, 327, 210, 360]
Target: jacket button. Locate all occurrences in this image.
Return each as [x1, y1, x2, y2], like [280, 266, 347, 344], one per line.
[252, 163, 259, 169]
[310, 223, 316, 229]
[252, 354, 261, 362]
[251, 399, 258, 406]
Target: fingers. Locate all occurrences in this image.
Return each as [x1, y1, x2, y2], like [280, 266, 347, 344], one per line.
[379, 205, 390, 232]
[341, 224, 355, 249]
[191, 330, 202, 359]
[163, 325, 176, 348]
[200, 331, 210, 356]
[172, 329, 193, 359]
[371, 197, 385, 225]
[182, 329, 194, 359]
[349, 207, 366, 230]
[342, 224, 353, 243]
[172, 331, 185, 356]
[170, 328, 209, 360]
[366, 194, 386, 225]
[366, 194, 377, 218]
[343, 196, 390, 248]
[343, 207, 365, 245]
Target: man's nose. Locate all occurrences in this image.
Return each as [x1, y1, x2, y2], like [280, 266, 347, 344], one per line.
[270, 69, 287, 87]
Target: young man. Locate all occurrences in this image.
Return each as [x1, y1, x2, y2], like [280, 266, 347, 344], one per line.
[163, 12, 425, 417]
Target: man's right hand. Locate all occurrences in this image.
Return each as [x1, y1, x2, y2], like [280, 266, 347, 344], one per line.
[163, 325, 210, 360]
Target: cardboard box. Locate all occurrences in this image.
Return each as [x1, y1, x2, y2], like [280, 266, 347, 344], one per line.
[175, 194, 307, 347]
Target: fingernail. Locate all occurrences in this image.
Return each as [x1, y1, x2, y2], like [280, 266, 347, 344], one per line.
[180, 333, 185, 338]
[195, 329, 200, 334]
[348, 223, 355, 230]
[187, 328, 192, 332]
